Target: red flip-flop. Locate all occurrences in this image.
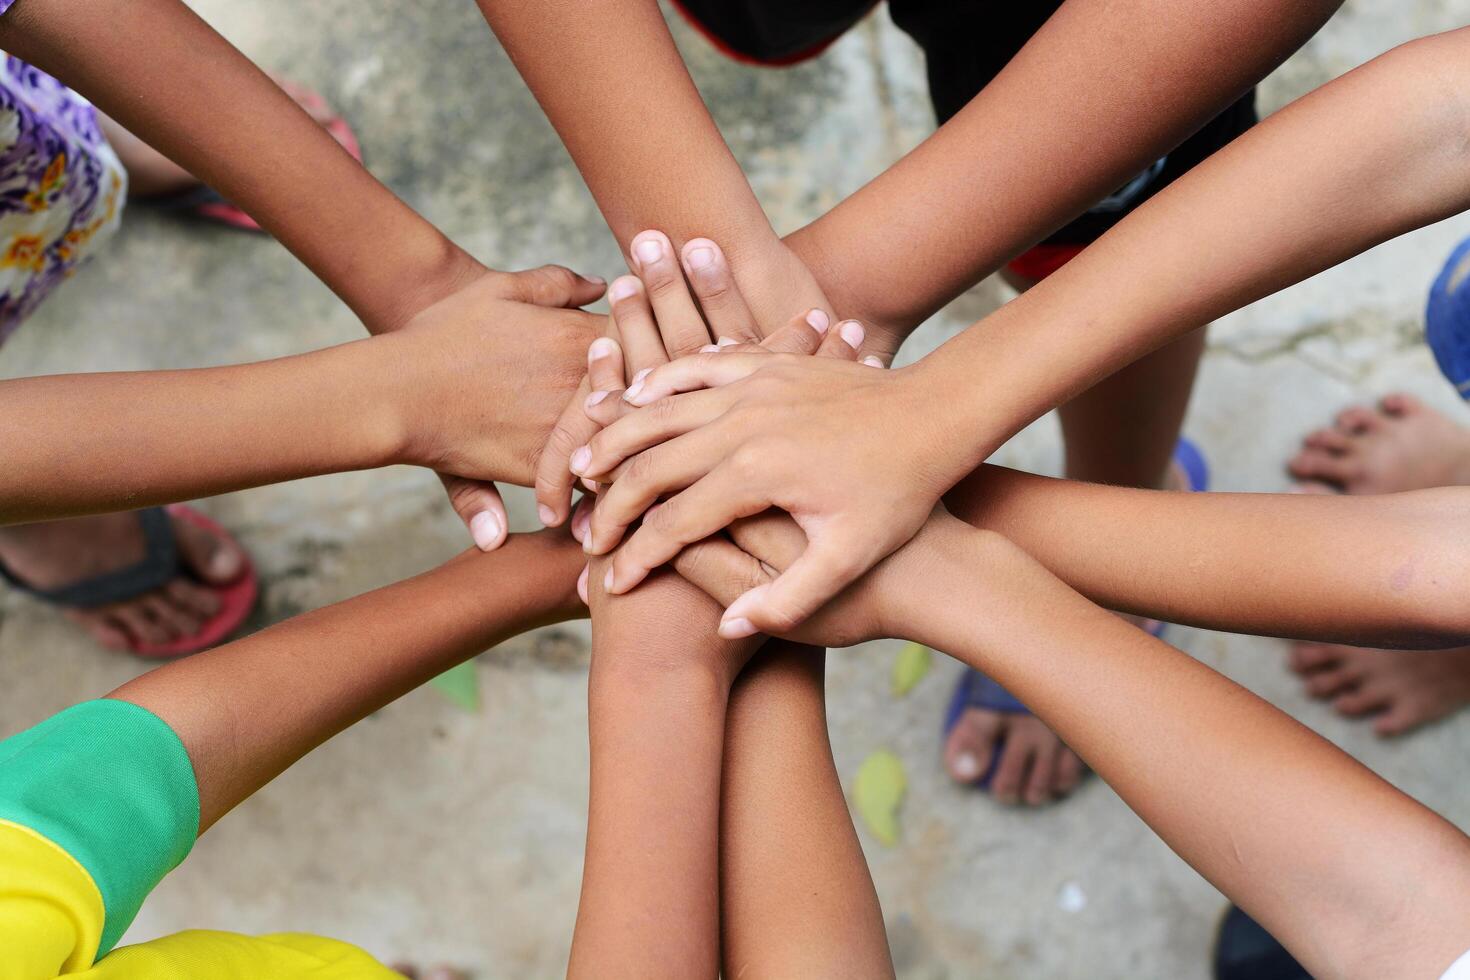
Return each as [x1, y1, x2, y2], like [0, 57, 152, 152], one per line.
[0, 504, 258, 659]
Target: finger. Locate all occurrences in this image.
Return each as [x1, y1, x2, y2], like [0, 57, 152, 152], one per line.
[604, 467, 770, 591]
[760, 308, 831, 355]
[578, 387, 735, 479]
[570, 494, 594, 545]
[533, 385, 599, 526]
[623, 351, 774, 405]
[585, 387, 634, 427]
[607, 276, 669, 375]
[585, 336, 626, 397]
[577, 564, 590, 605]
[861, 355, 887, 368]
[818, 318, 866, 359]
[673, 535, 776, 607]
[585, 427, 736, 555]
[630, 230, 711, 356]
[441, 474, 509, 550]
[726, 511, 807, 571]
[680, 238, 759, 344]
[718, 530, 873, 638]
[500, 264, 607, 309]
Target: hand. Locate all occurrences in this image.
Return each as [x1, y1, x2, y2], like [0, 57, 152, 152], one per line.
[573, 347, 948, 638]
[533, 229, 878, 527]
[389, 265, 605, 550]
[671, 506, 988, 649]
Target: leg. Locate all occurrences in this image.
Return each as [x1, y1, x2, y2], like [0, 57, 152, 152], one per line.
[719, 643, 893, 978]
[944, 263, 1206, 805]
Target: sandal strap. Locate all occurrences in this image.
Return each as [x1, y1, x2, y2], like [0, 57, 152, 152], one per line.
[0, 508, 178, 609]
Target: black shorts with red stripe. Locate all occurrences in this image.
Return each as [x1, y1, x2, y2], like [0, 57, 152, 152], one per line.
[672, 0, 1256, 280]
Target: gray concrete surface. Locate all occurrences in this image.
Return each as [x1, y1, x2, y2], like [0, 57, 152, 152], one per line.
[3, 1, 1470, 976]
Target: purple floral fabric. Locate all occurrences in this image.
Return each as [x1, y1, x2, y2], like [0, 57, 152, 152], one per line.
[0, 51, 125, 344]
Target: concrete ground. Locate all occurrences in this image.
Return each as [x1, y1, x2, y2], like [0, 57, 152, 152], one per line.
[3, 1, 1470, 976]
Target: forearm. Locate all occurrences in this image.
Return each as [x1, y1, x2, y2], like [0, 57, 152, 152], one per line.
[0, 0, 480, 331]
[719, 643, 893, 979]
[110, 531, 584, 831]
[0, 340, 406, 523]
[572, 572, 750, 979]
[913, 527, 1470, 978]
[790, 0, 1339, 337]
[945, 467, 1470, 649]
[912, 28, 1470, 468]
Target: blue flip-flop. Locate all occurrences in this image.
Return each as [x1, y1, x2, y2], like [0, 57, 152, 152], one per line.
[943, 439, 1210, 788]
[1427, 234, 1470, 399]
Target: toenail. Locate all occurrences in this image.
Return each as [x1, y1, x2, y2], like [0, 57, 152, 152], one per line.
[210, 547, 242, 579]
[953, 752, 981, 781]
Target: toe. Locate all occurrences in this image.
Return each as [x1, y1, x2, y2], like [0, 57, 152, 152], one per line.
[110, 603, 171, 648]
[1052, 748, 1085, 797]
[1288, 448, 1359, 488]
[1304, 663, 1361, 698]
[1302, 428, 1351, 453]
[1379, 392, 1422, 416]
[1335, 406, 1382, 435]
[423, 968, 469, 980]
[1023, 740, 1059, 806]
[987, 724, 1037, 805]
[944, 709, 1002, 785]
[142, 593, 204, 641]
[174, 512, 246, 585]
[165, 578, 222, 619]
[64, 609, 133, 651]
[1332, 684, 1390, 718]
[1289, 643, 1342, 674]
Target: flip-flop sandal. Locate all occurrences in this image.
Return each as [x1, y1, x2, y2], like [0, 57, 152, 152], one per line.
[138, 80, 362, 233]
[943, 438, 1212, 788]
[1212, 905, 1309, 980]
[1427, 234, 1470, 399]
[0, 504, 257, 659]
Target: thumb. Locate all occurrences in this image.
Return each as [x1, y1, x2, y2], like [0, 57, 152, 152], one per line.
[717, 532, 864, 639]
[673, 536, 775, 608]
[439, 474, 509, 551]
[501, 264, 607, 309]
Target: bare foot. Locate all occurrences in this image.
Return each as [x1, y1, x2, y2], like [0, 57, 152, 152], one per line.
[0, 510, 244, 651]
[1289, 643, 1470, 736]
[1287, 394, 1470, 494]
[942, 458, 1194, 805]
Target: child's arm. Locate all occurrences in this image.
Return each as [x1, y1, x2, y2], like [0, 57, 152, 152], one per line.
[0, 273, 597, 528]
[0, 0, 482, 334]
[676, 515, 1470, 979]
[0, 531, 581, 971]
[578, 27, 1470, 638]
[946, 466, 1470, 650]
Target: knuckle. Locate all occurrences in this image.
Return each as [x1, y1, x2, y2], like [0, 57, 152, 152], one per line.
[625, 450, 655, 484]
[648, 395, 679, 423]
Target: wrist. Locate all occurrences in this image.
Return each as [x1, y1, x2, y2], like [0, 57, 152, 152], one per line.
[785, 222, 911, 352]
[311, 338, 414, 472]
[881, 520, 1025, 654]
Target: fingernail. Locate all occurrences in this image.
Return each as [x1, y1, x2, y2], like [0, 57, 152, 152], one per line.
[623, 381, 644, 402]
[571, 506, 590, 542]
[699, 344, 720, 353]
[953, 752, 981, 781]
[862, 355, 885, 368]
[718, 616, 757, 639]
[581, 477, 599, 493]
[631, 367, 652, 385]
[470, 511, 502, 551]
[634, 237, 664, 266]
[537, 504, 557, 527]
[588, 337, 618, 361]
[584, 274, 606, 286]
[839, 320, 865, 348]
[717, 337, 738, 347]
[570, 446, 592, 474]
[805, 309, 830, 334]
[608, 276, 639, 302]
[585, 390, 611, 410]
[604, 566, 616, 592]
[577, 566, 590, 604]
[210, 546, 242, 580]
[685, 245, 715, 270]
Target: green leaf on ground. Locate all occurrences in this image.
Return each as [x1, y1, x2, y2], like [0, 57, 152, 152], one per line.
[853, 749, 906, 847]
[890, 641, 932, 697]
[431, 660, 481, 712]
